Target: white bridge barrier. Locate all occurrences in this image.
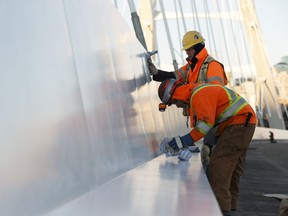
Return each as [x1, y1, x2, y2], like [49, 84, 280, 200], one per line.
[0, 0, 209, 215]
[253, 127, 288, 140]
[44, 154, 222, 216]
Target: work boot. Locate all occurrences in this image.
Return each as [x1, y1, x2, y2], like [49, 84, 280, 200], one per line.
[231, 209, 241, 216]
[222, 211, 231, 216]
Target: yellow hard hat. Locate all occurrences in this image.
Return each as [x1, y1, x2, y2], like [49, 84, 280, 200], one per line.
[182, 31, 205, 50]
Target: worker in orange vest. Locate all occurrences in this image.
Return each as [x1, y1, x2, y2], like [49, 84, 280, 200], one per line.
[158, 79, 256, 216]
[147, 30, 228, 85]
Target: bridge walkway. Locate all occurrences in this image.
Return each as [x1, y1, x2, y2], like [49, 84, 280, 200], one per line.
[239, 140, 288, 216]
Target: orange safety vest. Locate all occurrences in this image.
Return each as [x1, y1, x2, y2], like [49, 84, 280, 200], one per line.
[174, 48, 228, 86]
[188, 83, 256, 142]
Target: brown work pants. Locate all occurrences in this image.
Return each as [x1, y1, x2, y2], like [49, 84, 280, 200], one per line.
[208, 124, 255, 212]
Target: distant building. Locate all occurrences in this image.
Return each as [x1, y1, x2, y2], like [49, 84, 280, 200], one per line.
[273, 56, 288, 105]
[274, 56, 288, 73]
[273, 56, 288, 129]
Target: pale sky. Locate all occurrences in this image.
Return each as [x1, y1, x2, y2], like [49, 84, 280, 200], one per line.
[254, 0, 288, 65]
[118, 0, 288, 66]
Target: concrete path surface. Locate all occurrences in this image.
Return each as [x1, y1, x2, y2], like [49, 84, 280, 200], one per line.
[238, 140, 288, 216]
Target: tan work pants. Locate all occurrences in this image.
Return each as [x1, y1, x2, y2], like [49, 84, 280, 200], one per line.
[208, 124, 255, 212]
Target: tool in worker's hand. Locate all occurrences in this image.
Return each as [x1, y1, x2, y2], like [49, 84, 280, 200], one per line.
[145, 50, 158, 61]
[145, 50, 158, 75]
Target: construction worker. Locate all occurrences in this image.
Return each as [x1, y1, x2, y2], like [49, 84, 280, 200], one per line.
[147, 30, 228, 85]
[147, 30, 228, 165]
[158, 79, 256, 216]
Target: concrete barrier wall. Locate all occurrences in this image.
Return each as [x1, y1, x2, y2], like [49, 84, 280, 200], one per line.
[0, 0, 188, 215]
[253, 126, 288, 140]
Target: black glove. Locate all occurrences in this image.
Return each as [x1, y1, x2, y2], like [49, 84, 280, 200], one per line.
[147, 59, 158, 75]
[203, 129, 218, 145]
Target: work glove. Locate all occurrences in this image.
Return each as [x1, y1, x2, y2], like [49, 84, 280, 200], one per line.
[147, 59, 158, 75]
[159, 136, 181, 157]
[177, 134, 199, 161]
[178, 134, 199, 161]
[178, 146, 199, 161]
[160, 134, 195, 159]
[203, 129, 218, 145]
[159, 137, 171, 155]
[201, 144, 211, 166]
[178, 147, 193, 161]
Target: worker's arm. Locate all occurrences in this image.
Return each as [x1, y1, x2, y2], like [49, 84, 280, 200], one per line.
[147, 59, 176, 82]
[153, 70, 176, 82]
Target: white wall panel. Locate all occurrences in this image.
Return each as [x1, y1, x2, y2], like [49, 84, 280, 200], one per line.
[0, 0, 187, 215]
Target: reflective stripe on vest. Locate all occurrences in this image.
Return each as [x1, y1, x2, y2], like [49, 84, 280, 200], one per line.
[184, 65, 190, 82]
[191, 84, 248, 134]
[175, 65, 190, 82]
[176, 55, 223, 84]
[198, 55, 214, 82]
[195, 120, 213, 135]
[217, 87, 248, 124]
[198, 55, 225, 85]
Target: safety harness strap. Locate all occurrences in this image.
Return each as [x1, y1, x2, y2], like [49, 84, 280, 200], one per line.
[198, 55, 225, 85]
[198, 55, 214, 82]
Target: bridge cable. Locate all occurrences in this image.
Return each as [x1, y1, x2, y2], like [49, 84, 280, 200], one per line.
[178, 0, 187, 32]
[203, 0, 219, 59]
[236, 1, 255, 80]
[191, 0, 202, 32]
[174, 0, 185, 64]
[158, 0, 178, 70]
[225, 0, 247, 94]
[215, 0, 235, 88]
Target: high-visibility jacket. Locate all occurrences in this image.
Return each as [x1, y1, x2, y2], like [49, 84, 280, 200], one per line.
[174, 48, 228, 85]
[187, 83, 256, 142]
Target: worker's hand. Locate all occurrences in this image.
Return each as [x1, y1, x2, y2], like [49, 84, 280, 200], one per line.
[203, 129, 218, 145]
[178, 146, 200, 161]
[147, 59, 158, 75]
[160, 134, 194, 158]
[201, 144, 211, 166]
[178, 148, 192, 161]
[159, 136, 181, 157]
[159, 137, 170, 155]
